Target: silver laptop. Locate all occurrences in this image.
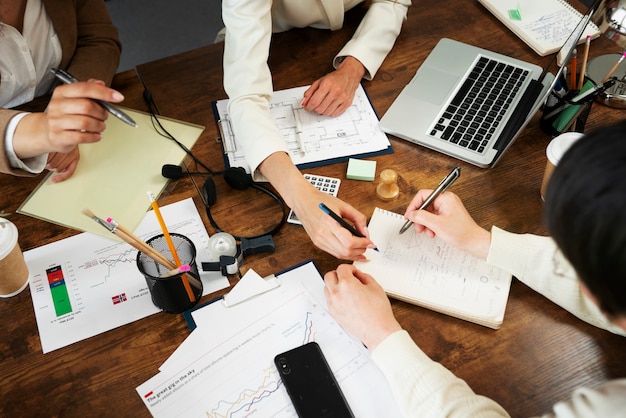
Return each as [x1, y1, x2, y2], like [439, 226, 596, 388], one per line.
[379, 4, 595, 168]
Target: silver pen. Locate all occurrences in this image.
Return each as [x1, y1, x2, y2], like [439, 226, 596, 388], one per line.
[50, 68, 137, 127]
[399, 166, 461, 234]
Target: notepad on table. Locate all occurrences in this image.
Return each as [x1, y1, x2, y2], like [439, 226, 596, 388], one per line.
[17, 108, 204, 239]
[478, 0, 600, 56]
[354, 208, 512, 329]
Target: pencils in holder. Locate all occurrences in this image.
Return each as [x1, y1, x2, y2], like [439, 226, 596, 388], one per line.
[82, 209, 174, 269]
[602, 51, 626, 83]
[147, 192, 196, 302]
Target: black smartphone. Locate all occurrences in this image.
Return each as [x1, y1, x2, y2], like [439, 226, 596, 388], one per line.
[274, 342, 355, 418]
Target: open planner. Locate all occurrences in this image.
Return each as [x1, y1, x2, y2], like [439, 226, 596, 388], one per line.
[478, 0, 600, 56]
[354, 208, 512, 329]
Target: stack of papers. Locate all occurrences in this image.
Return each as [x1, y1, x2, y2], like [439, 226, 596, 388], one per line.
[136, 261, 401, 417]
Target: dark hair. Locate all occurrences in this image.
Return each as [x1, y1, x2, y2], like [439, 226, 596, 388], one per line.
[544, 120, 626, 317]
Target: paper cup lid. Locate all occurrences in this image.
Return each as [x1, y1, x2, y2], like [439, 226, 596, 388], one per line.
[0, 220, 18, 260]
[546, 132, 583, 165]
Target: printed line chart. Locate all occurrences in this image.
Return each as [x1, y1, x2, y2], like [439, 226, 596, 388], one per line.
[137, 262, 399, 418]
[25, 198, 229, 353]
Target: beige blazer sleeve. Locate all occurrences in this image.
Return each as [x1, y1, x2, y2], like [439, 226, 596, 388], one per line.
[0, 0, 121, 176]
[222, 0, 410, 180]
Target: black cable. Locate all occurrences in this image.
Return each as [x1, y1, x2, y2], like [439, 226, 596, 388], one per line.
[134, 69, 288, 240]
[134, 69, 221, 175]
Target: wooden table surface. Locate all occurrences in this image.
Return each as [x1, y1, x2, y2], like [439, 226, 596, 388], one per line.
[2, 1, 625, 416]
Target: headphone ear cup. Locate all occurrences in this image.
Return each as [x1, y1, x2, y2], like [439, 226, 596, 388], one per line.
[223, 167, 252, 190]
[202, 177, 217, 206]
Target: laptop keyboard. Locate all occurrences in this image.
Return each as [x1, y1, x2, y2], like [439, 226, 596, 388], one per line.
[430, 56, 530, 153]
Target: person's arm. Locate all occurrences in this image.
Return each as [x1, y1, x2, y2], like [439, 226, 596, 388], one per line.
[259, 152, 375, 260]
[12, 81, 125, 182]
[302, 0, 411, 116]
[324, 265, 510, 417]
[405, 190, 626, 336]
[487, 227, 626, 337]
[222, 0, 374, 260]
[0, 110, 38, 176]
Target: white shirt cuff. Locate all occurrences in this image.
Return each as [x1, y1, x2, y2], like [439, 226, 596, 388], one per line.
[5, 112, 48, 173]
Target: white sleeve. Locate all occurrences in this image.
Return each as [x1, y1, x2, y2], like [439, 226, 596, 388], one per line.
[5, 112, 47, 174]
[222, 0, 288, 181]
[334, 0, 411, 80]
[372, 330, 510, 417]
[487, 226, 626, 337]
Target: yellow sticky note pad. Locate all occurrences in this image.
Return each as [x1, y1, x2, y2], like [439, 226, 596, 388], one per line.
[346, 158, 376, 181]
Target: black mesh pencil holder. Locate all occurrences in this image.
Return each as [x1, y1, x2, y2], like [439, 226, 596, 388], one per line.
[540, 74, 597, 136]
[136, 233, 203, 313]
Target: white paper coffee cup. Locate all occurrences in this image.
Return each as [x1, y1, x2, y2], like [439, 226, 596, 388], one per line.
[541, 132, 583, 201]
[0, 219, 29, 298]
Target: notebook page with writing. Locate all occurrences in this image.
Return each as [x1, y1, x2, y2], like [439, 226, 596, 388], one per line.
[478, 0, 600, 56]
[354, 208, 512, 329]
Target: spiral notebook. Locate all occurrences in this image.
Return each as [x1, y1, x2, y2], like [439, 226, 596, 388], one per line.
[478, 0, 600, 56]
[354, 208, 512, 329]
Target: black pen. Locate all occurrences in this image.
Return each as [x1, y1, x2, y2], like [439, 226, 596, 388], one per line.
[319, 203, 379, 252]
[399, 166, 461, 234]
[50, 68, 137, 127]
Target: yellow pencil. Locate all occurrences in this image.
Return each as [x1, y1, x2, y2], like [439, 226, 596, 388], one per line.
[147, 192, 196, 302]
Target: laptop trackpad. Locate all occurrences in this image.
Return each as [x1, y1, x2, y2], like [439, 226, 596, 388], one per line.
[408, 68, 459, 105]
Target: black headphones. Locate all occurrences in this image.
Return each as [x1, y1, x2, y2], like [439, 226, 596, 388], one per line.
[200, 166, 288, 241]
[136, 69, 288, 242]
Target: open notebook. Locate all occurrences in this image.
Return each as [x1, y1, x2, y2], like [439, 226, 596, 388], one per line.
[354, 208, 512, 329]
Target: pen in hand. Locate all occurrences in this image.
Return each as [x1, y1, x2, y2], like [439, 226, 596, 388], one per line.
[399, 166, 461, 234]
[319, 203, 379, 252]
[49, 68, 137, 128]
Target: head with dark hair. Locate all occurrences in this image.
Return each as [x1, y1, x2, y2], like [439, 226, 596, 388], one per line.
[544, 120, 626, 318]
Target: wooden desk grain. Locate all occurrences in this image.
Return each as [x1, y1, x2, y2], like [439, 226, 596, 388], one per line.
[1, 2, 624, 416]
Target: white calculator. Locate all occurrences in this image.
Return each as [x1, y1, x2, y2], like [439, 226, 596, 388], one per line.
[288, 174, 341, 225]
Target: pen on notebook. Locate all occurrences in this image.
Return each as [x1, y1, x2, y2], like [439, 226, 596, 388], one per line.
[318, 203, 379, 252]
[601, 51, 626, 83]
[578, 36, 591, 90]
[399, 166, 461, 235]
[50, 67, 138, 128]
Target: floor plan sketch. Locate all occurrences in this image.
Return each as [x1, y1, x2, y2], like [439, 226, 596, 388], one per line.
[215, 85, 391, 172]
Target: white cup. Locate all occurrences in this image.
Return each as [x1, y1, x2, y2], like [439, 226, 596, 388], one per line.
[0, 219, 29, 298]
[541, 132, 583, 201]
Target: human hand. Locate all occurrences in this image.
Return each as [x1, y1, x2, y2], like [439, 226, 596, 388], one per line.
[295, 189, 375, 261]
[259, 152, 374, 260]
[403, 190, 491, 260]
[44, 80, 124, 152]
[14, 79, 124, 162]
[324, 264, 402, 350]
[301, 56, 365, 117]
[46, 146, 80, 183]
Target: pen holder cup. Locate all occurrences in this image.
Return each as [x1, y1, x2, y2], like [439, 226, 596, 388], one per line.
[136, 233, 203, 313]
[540, 75, 596, 137]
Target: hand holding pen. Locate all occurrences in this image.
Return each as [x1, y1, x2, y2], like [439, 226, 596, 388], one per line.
[319, 203, 379, 253]
[50, 68, 137, 127]
[399, 167, 461, 234]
